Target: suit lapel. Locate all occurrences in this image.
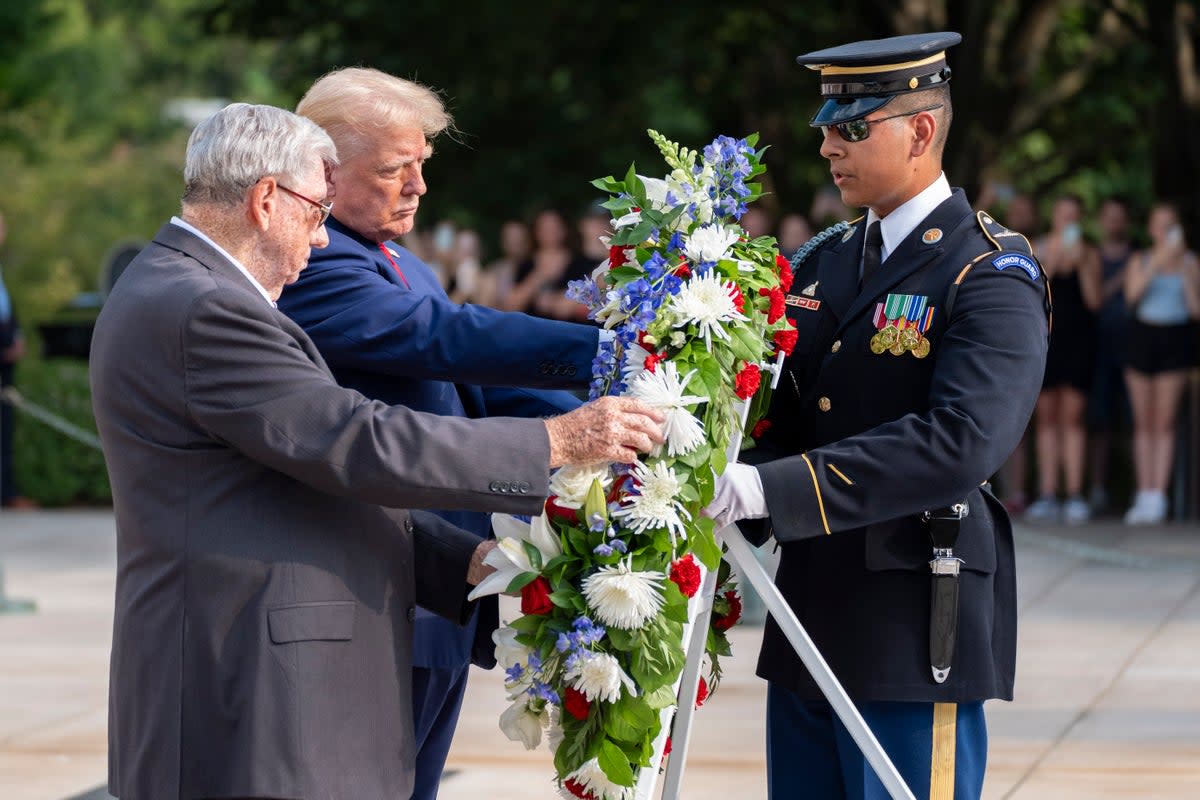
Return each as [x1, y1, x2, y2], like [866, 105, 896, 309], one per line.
[840, 191, 974, 330]
[815, 222, 863, 324]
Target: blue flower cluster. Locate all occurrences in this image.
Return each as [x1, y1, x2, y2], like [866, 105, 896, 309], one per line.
[590, 511, 628, 558]
[505, 651, 560, 704]
[555, 615, 607, 672]
[700, 135, 754, 220]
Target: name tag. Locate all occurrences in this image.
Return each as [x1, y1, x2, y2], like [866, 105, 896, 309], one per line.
[786, 295, 821, 311]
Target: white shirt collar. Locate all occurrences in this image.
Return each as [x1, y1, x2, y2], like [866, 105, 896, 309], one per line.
[170, 216, 276, 307]
[866, 172, 952, 262]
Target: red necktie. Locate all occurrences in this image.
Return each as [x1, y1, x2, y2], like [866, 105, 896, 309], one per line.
[378, 243, 410, 288]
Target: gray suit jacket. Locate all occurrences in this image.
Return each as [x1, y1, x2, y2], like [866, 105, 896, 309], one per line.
[90, 223, 552, 800]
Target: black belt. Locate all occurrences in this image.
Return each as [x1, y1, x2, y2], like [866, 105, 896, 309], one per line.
[923, 501, 968, 684]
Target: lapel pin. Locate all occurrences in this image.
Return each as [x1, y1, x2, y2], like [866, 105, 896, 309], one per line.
[801, 281, 818, 297]
[922, 228, 943, 245]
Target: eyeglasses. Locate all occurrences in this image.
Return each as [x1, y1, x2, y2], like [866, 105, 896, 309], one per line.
[820, 104, 944, 144]
[278, 184, 333, 227]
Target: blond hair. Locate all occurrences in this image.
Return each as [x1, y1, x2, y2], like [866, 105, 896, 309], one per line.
[297, 67, 453, 160]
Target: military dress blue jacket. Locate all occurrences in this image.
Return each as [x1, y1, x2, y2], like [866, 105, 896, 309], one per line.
[746, 189, 1049, 704]
[278, 217, 598, 669]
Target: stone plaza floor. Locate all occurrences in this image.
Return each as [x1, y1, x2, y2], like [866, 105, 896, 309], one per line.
[0, 510, 1197, 799]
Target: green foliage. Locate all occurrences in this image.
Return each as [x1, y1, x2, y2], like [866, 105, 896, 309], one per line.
[11, 357, 110, 506]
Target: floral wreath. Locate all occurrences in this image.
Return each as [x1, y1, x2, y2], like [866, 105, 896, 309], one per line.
[468, 131, 795, 799]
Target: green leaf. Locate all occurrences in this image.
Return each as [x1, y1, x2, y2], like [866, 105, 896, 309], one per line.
[644, 684, 677, 710]
[548, 589, 578, 609]
[707, 627, 734, 657]
[598, 738, 636, 787]
[522, 540, 543, 572]
[690, 525, 722, 571]
[679, 442, 711, 469]
[678, 482, 699, 503]
[505, 571, 539, 593]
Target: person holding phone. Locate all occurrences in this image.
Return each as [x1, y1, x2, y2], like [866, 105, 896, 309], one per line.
[1122, 202, 1200, 524]
[1026, 194, 1103, 525]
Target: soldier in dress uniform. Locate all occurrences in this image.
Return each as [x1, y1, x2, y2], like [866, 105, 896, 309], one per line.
[706, 32, 1049, 799]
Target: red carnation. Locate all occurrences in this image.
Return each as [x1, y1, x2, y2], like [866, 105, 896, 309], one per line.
[674, 263, 692, 279]
[669, 554, 702, 598]
[731, 285, 745, 313]
[520, 576, 554, 616]
[778, 261, 794, 293]
[713, 590, 743, 631]
[734, 362, 761, 400]
[695, 676, 709, 708]
[564, 687, 592, 720]
[565, 778, 597, 799]
[545, 496, 580, 524]
[609, 245, 626, 269]
[752, 419, 772, 439]
[665, 736, 673, 755]
[762, 286, 785, 324]
[643, 351, 665, 373]
[773, 325, 799, 356]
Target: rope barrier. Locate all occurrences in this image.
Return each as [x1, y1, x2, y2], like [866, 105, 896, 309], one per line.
[0, 385, 103, 450]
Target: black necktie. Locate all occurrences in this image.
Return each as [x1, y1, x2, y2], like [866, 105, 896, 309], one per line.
[861, 220, 883, 288]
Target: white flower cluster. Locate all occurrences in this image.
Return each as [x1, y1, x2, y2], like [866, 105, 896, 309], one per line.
[582, 559, 665, 630]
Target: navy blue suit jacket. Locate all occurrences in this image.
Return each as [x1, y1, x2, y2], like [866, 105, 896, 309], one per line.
[278, 217, 598, 668]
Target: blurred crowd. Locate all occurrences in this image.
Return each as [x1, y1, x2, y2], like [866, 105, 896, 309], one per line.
[993, 195, 1200, 526]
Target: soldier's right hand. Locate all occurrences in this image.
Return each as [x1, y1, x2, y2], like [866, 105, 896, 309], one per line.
[544, 396, 666, 467]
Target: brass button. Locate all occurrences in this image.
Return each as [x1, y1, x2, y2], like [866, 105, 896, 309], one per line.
[831, 340, 842, 353]
[818, 396, 832, 412]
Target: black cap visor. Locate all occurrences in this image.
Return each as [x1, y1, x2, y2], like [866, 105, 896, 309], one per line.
[810, 95, 896, 127]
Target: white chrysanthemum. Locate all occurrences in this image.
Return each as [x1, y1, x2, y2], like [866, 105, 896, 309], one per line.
[612, 460, 692, 540]
[669, 271, 747, 349]
[499, 697, 546, 751]
[549, 463, 613, 509]
[561, 757, 635, 800]
[566, 650, 638, 704]
[620, 340, 653, 383]
[582, 559, 666, 630]
[493, 625, 531, 670]
[468, 513, 562, 601]
[626, 362, 707, 457]
[546, 705, 564, 754]
[684, 223, 740, 263]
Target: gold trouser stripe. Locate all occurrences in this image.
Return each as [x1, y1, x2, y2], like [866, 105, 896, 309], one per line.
[827, 463, 854, 485]
[930, 702, 957, 800]
[800, 453, 831, 534]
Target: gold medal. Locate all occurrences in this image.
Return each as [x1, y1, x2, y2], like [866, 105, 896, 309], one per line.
[899, 327, 920, 351]
[889, 338, 906, 356]
[912, 337, 931, 359]
[877, 325, 899, 348]
[870, 332, 888, 354]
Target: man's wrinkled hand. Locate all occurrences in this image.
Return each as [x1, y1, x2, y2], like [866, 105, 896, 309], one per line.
[467, 540, 498, 586]
[544, 396, 666, 467]
[703, 462, 769, 530]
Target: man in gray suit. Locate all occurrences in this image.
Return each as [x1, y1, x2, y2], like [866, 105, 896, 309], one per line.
[89, 103, 662, 800]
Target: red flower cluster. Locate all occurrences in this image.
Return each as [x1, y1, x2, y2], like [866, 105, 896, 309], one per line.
[712, 590, 743, 631]
[731, 284, 745, 314]
[775, 253, 794, 292]
[564, 778, 597, 799]
[752, 419, 772, 439]
[759, 286, 785, 324]
[520, 577, 554, 616]
[669, 554, 701, 598]
[773, 322, 798, 356]
[609, 244, 626, 269]
[695, 675, 709, 708]
[563, 687, 591, 720]
[643, 351, 665, 373]
[545, 496, 580, 524]
[734, 362, 761, 400]
[675, 263, 692, 279]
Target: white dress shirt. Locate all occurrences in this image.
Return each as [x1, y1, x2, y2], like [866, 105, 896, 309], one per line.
[170, 216, 275, 307]
[865, 172, 952, 263]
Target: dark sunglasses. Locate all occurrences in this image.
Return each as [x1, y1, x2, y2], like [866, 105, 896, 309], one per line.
[278, 184, 333, 227]
[819, 104, 944, 144]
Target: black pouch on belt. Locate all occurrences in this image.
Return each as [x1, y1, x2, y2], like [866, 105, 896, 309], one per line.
[924, 501, 968, 684]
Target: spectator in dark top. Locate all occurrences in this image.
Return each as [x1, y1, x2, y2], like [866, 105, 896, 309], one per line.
[1087, 197, 1135, 513]
[0, 209, 35, 510]
[504, 209, 591, 320]
[477, 219, 530, 309]
[1122, 202, 1200, 524]
[1026, 194, 1103, 525]
[777, 212, 814, 259]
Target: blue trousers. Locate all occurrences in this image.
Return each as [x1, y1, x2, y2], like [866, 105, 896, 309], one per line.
[767, 683, 987, 800]
[411, 663, 471, 800]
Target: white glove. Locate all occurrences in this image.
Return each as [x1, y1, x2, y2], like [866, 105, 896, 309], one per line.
[704, 462, 769, 530]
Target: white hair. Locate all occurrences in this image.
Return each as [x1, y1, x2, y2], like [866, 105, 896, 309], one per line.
[182, 102, 338, 205]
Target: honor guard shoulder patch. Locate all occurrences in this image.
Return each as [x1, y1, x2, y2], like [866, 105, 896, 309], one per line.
[993, 252, 1040, 280]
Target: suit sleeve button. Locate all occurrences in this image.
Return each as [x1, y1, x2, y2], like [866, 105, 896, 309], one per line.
[818, 396, 832, 412]
[404, 517, 414, 533]
[407, 606, 416, 622]
[568, 365, 577, 376]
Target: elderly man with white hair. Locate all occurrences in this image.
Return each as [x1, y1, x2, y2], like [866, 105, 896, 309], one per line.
[90, 102, 663, 800]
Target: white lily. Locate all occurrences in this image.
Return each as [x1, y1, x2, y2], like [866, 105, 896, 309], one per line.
[493, 625, 531, 670]
[468, 513, 562, 600]
[499, 697, 546, 750]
